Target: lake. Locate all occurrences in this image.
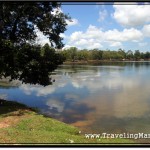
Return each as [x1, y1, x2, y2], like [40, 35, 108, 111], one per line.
[0, 61, 150, 143]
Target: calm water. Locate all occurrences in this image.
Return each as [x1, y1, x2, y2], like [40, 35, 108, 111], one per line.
[0, 62, 150, 142]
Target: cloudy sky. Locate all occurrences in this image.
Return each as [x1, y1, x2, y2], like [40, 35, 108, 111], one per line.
[38, 2, 150, 52]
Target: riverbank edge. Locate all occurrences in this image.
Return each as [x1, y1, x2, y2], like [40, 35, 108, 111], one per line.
[63, 60, 150, 65]
[0, 99, 134, 145]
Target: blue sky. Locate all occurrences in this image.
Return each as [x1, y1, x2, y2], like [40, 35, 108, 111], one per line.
[36, 3, 150, 52]
[58, 3, 150, 52]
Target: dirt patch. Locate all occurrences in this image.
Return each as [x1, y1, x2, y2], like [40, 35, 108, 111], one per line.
[71, 120, 92, 127]
[0, 117, 20, 129]
[0, 123, 10, 128]
[0, 110, 32, 129]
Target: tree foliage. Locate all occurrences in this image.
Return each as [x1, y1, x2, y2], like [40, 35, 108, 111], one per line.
[0, 2, 69, 86]
[0, 2, 69, 48]
[61, 47, 150, 61]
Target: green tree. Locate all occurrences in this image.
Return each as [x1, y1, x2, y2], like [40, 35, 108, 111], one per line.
[68, 47, 78, 62]
[118, 49, 126, 59]
[90, 49, 103, 60]
[77, 50, 89, 61]
[60, 49, 71, 61]
[140, 52, 145, 59]
[0, 2, 69, 86]
[144, 51, 150, 59]
[110, 51, 122, 60]
[102, 50, 111, 60]
[126, 50, 134, 60]
[134, 50, 141, 60]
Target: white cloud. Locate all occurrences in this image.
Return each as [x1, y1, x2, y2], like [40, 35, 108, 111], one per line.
[70, 31, 83, 42]
[98, 9, 108, 22]
[60, 33, 67, 38]
[86, 25, 104, 39]
[66, 18, 79, 26]
[142, 24, 150, 37]
[113, 4, 150, 27]
[110, 42, 122, 47]
[139, 42, 147, 47]
[52, 8, 79, 27]
[66, 25, 143, 49]
[35, 27, 51, 46]
[105, 28, 143, 42]
[67, 25, 104, 49]
[74, 38, 103, 49]
[62, 45, 72, 50]
[113, 2, 138, 5]
[75, 39, 87, 46]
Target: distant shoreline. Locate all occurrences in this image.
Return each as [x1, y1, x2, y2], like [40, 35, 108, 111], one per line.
[63, 60, 150, 65]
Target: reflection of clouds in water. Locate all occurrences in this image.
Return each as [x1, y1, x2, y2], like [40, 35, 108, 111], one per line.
[19, 65, 150, 120]
[44, 92, 88, 114]
[73, 83, 150, 132]
[19, 66, 149, 120]
[68, 71, 150, 131]
[113, 83, 150, 118]
[46, 99, 64, 113]
[80, 79, 150, 120]
[42, 97, 95, 127]
[65, 94, 79, 100]
[20, 84, 56, 96]
[2, 64, 149, 134]
[72, 81, 82, 89]
[0, 94, 8, 100]
[19, 75, 67, 96]
[61, 102, 95, 124]
[70, 71, 140, 93]
[19, 67, 130, 96]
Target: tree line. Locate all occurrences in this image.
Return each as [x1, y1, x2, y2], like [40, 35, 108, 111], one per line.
[60, 47, 150, 62]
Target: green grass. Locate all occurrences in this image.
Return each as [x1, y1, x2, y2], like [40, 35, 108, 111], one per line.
[0, 99, 134, 144]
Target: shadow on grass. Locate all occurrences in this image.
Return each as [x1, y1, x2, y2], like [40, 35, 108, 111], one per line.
[0, 99, 38, 117]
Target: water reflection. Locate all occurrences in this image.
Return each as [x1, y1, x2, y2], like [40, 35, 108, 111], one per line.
[0, 62, 150, 141]
[0, 94, 8, 100]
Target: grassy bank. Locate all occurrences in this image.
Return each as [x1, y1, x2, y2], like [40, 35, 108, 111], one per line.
[0, 99, 134, 145]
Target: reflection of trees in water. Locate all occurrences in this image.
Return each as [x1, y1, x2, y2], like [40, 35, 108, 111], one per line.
[56, 65, 99, 76]
[0, 80, 19, 89]
[133, 61, 150, 69]
[56, 62, 150, 77]
[56, 65, 125, 78]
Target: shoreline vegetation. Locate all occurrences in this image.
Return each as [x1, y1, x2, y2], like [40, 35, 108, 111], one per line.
[60, 47, 150, 65]
[0, 99, 134, 144]
[59, 47, 150, 64]
[63, 59, 150, 65]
